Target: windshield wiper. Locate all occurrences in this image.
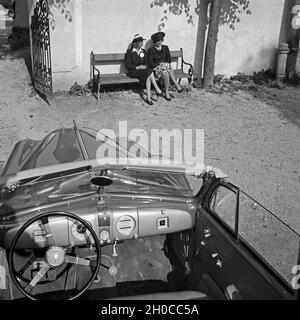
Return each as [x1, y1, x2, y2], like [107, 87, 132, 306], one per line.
[48, 193, 80, 199]
[47, 191, 94, 200]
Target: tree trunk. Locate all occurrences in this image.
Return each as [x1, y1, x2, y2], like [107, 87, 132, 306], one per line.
[194, 0, 210, 80]
[203, 0, 222, 88]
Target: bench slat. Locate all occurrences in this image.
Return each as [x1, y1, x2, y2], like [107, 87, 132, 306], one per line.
[174, 70, 188, 77]
[99, 73, 139, 84]
[170, 50, 182, 58]
[92, 50, 182, 64]
[93, 53, 126, 63]
[99, 70, 188, 85]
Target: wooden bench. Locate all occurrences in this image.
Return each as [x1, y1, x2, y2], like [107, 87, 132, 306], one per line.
[90, 48, 194, 100]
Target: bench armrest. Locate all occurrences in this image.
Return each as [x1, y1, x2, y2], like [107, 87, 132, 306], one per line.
[90, 51, 101, 80]
[90, 51, 102, 80]
[91, 65, 101, 100]
[93, 66, 101, 76]
[90, 51, 95, 64]
[180, 48, 194, 77]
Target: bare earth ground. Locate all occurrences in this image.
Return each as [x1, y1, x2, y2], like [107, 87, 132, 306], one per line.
[0, 22, 299, 283]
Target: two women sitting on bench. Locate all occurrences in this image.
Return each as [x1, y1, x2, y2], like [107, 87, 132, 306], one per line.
[125, 34, 162, 105]
[125, 32, 183, 105]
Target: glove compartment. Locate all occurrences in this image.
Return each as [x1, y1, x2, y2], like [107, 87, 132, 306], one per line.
[138, 208, 192, 237]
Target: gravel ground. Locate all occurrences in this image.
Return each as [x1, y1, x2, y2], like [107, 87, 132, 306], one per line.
[0, 20, 299, 284]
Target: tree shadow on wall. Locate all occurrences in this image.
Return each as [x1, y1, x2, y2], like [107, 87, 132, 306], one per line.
[150, 0, 251, 30]
[150, 0, 252, 77]
[47, 0, 72, 30]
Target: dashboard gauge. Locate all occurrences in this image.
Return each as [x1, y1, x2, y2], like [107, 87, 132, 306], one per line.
[99, 229, 110, 241]
[116, 215, 135, 236]
[71, 221, 87, 241]
[32, 229, 47, 245]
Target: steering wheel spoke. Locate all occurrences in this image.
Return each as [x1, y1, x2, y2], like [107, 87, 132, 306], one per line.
[25, 263, 51, 293]
[65, 255, 97, 268]
[39, 216, 55, 247]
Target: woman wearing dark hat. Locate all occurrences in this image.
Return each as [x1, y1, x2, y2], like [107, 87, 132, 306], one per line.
[125, 34, 162, 105]
[147, 32, 183, 101]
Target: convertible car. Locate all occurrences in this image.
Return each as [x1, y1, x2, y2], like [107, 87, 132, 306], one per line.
[0, 123, 299, 300]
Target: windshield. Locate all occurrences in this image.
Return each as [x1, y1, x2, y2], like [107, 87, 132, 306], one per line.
[21, 129, 84, 170]
[0, 168, 202, 216]
[80, 130, 150, 160]
[2, 127, 151, 176]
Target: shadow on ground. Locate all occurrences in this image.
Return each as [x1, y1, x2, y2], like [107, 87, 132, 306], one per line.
[245, 85, 300, 129]
[0, 20, 32, 77]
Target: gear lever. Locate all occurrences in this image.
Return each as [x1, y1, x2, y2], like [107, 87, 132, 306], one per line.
[112, 241, 118, 257]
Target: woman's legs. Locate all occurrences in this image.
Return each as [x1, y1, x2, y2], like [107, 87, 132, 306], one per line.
[150, 73, 162, 94]
[162, 73, 171, 99]
[145, 75, 152, 101]
[167, 69, 182, 91]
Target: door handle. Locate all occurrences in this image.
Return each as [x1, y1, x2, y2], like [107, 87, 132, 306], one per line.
[216, 258, 222, 268]
[204, 227, 212, 238]
[225, 284, 242, 300]
[212, 253, 223, 268]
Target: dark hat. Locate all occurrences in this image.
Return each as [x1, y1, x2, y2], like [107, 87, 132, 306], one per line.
[151, 32, 165, 43]
[132, 34, 146, 43]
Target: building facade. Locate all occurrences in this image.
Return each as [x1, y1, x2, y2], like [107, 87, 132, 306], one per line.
[15, 0, 300, 92]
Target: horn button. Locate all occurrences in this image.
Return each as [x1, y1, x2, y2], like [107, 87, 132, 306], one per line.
[45, 247, 66, 267]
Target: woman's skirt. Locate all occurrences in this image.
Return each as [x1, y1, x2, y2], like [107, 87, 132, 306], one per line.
[127, 68, 153, 83]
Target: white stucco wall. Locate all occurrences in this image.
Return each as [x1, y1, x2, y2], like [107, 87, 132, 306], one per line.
[216, 0, 286, 76]
[50, 0, 199, 91]
[50, 1, 76, 72]
[48, 0, 288, 92]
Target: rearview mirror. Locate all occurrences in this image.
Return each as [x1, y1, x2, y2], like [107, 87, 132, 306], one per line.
[90, 176, 113, 187]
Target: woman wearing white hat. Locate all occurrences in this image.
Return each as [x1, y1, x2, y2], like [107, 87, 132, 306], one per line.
[125, 34, 162, 105]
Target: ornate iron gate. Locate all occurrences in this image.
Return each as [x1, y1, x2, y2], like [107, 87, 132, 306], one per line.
[31, 0, 52, 97]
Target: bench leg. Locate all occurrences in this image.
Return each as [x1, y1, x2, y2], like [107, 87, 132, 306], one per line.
[188, 76, 192, 92]
[97, 76, 101, 100]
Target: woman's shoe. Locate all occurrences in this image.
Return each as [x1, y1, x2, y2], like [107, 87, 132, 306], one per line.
[146, 98, 154, 105]
[165, 95, 171, 101]
[156, 91, 164, 97]
[177, 87, 183, 93]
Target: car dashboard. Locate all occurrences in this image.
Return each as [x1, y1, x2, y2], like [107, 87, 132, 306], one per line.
[9, 206, 193, 249]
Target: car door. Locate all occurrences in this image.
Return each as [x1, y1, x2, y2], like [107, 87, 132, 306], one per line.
[188, 181, 299, 300]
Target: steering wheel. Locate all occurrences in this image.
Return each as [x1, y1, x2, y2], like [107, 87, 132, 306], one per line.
[8, 212, 101, 300]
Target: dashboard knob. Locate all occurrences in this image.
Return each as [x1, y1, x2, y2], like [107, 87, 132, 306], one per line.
[109, 266, 118, 276]
[100, 230, 110, 241]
